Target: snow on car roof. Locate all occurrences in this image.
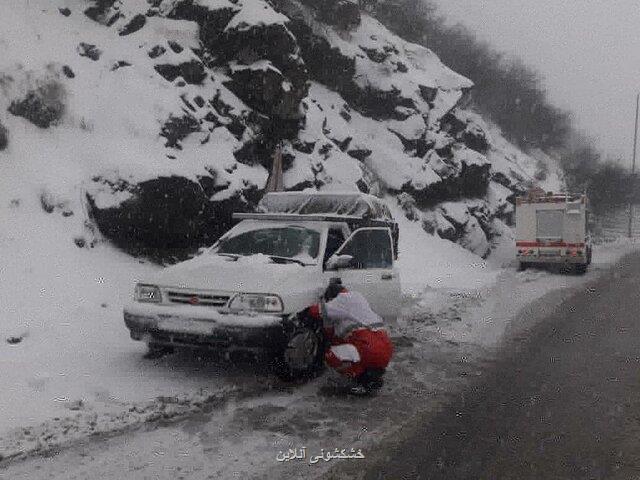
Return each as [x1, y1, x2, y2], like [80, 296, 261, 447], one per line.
[257, 191, 394, 221]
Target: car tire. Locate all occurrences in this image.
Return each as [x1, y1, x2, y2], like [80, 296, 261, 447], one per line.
[273, 324, 325, 381]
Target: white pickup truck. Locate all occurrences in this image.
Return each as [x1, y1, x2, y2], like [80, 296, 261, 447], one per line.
[124, 192, 401, 378]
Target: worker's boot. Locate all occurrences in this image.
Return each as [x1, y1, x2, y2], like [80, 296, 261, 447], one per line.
[354, 369, 385, 395]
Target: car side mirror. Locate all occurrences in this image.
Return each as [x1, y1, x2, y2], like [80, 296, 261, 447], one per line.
[326, 254, 353, 270]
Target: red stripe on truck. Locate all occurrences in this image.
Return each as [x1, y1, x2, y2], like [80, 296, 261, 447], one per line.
[516, 241, 585, 248]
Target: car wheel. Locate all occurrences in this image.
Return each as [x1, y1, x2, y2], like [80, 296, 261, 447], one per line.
[274, 326, 325, 381]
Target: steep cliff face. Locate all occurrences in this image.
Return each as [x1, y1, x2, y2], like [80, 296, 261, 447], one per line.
[0, 0, 559, 260]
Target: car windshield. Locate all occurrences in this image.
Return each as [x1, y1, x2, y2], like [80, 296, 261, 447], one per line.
[214, 226, 321, 264]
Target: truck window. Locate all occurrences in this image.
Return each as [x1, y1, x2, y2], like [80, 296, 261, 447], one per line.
[337, 229, 393, 269]
[536, 210, 564, 240]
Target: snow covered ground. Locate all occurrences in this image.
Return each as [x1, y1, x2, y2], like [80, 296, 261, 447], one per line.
[1, 177, 638, 470]
[0, 0, 633, 476]
[0, 228, 637, 478]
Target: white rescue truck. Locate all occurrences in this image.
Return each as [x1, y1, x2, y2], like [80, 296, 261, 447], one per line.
[515, 190, 592, 273]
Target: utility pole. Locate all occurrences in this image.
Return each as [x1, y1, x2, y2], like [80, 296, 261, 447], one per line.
[629, 93, 639, 238]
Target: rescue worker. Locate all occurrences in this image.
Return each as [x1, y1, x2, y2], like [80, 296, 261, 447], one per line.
[309, 279, 394, 395]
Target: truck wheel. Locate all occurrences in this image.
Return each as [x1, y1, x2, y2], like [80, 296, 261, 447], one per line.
[575, 263, 588, 275]
[144, 342, 174, 359]
[274, 326, 325, 381]
[517, 262, 529, 272]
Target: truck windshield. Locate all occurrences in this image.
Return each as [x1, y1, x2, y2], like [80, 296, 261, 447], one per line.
[214, 226, 321, 263]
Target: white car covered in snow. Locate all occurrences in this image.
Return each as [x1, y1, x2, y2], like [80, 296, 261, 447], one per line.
[124, 192, 401, 378]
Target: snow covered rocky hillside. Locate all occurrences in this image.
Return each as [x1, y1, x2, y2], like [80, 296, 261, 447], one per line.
[1, 0, 558, 263]
[0, 0, 586, 460]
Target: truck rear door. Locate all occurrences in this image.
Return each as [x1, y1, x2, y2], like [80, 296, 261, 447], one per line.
[536, 209, 564, 241]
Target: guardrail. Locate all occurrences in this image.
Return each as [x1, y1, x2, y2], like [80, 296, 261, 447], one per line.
[590, 205, 640, 242]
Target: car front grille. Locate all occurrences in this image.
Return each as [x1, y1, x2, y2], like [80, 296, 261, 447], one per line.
[165, 290, 230, 307]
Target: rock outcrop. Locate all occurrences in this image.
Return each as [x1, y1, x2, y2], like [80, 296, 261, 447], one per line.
[0, 0, 557, 260]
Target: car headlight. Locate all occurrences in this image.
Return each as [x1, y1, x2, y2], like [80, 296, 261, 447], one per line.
[228, 294, 283, 313]
[135, 284, 162, 303]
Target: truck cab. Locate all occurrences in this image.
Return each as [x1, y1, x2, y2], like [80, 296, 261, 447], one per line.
[515, 190, 592, 273]
[123, 192, 401, 378]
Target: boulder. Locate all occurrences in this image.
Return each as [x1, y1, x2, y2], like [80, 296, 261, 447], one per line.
[167, 41, 183, 53]
[154, 60, 206, 84]
[87, 176, 259, 261]
[62, 65, 75, 78]
[118, 14, 146, 36]
[77, 42, 102, 61]
[434, 213, 457, 241]
[319, 0, 361, 30]
[400, 160, 491, 209]
[288, 19, 355, 92]
[224, 64, 304, 121]
[83, 0, 118, 25]
[167, 2, 238, 55]
[347, 148, 371, 161]
[461, 123, 489, 154]
[160, 114, 201, 149]
[298, 0, 361, 30]
[218, 22, 297, 66]
[8, 83, 65, 129]
[441, 110, 489, 154]
[148, 45, 166, 58]
[217, 21, 309, 118]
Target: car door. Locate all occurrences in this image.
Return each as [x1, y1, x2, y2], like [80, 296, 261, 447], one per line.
[325, 227, 400, 322]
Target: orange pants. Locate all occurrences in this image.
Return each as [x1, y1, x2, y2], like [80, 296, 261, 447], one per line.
[325, 329, 393, 378]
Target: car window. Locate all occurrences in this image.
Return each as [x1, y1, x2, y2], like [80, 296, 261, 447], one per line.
[323, 228, 346, 265]
[215, 226, 320, 261]
[337, 229, 393, 269]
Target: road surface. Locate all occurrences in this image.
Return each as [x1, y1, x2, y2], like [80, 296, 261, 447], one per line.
[337, 251, 640, 479]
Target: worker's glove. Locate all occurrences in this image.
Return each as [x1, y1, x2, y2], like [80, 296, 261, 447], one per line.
[293, 304, 322, 330]
[308, 303, 321, 320]
[324, 278, 344, 302]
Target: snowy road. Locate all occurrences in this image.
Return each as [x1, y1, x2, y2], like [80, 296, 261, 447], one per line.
[337, 249, 640, 480]
[1, 242, 635, 479]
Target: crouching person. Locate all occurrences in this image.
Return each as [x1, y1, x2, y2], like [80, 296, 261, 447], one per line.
[309, 280, 394, 395]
